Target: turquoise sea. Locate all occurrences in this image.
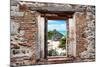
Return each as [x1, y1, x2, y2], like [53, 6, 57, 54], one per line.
[59, 31, 66, 36]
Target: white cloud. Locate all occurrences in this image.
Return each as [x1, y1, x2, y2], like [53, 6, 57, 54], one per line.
[48, 24, 66, 31]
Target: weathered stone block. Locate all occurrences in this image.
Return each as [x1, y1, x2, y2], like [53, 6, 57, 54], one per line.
[19, 4, 29, 11]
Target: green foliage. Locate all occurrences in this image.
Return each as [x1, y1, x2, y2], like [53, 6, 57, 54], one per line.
[48, 49, 59, 56]
[59, 36, 66, 49]
[48, 31, 53, 40]
[60, 52, 66, 56]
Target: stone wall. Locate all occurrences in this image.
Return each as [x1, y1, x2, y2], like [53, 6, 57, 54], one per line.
[74, 6, 95, 59]
[11, 2, 39, 66]
[11, 0, 95, 66]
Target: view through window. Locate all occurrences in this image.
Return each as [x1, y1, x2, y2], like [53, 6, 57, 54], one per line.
[47, 20, 67, 56]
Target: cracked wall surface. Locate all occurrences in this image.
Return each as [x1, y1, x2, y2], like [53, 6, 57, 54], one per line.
[74, 6, 95, 59]
[11, 1, 39, 66]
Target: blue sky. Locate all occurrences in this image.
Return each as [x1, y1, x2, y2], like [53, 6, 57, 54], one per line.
[48, 20, 67, 35]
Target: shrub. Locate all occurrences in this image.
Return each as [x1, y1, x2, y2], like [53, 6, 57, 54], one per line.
[48, 49, 59, 56]
[59, 37, 66, 49]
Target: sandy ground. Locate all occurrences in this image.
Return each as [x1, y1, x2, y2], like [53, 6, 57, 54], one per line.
[48, 40, 66, 55]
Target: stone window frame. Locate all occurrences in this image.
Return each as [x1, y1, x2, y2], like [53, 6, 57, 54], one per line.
[39, 12, 75, 59]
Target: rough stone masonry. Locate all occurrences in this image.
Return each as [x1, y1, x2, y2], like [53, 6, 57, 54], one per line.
[10, 0, 95, 66]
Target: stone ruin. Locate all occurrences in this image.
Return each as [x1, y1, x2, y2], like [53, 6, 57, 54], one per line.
[10, 0, 95, 66]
